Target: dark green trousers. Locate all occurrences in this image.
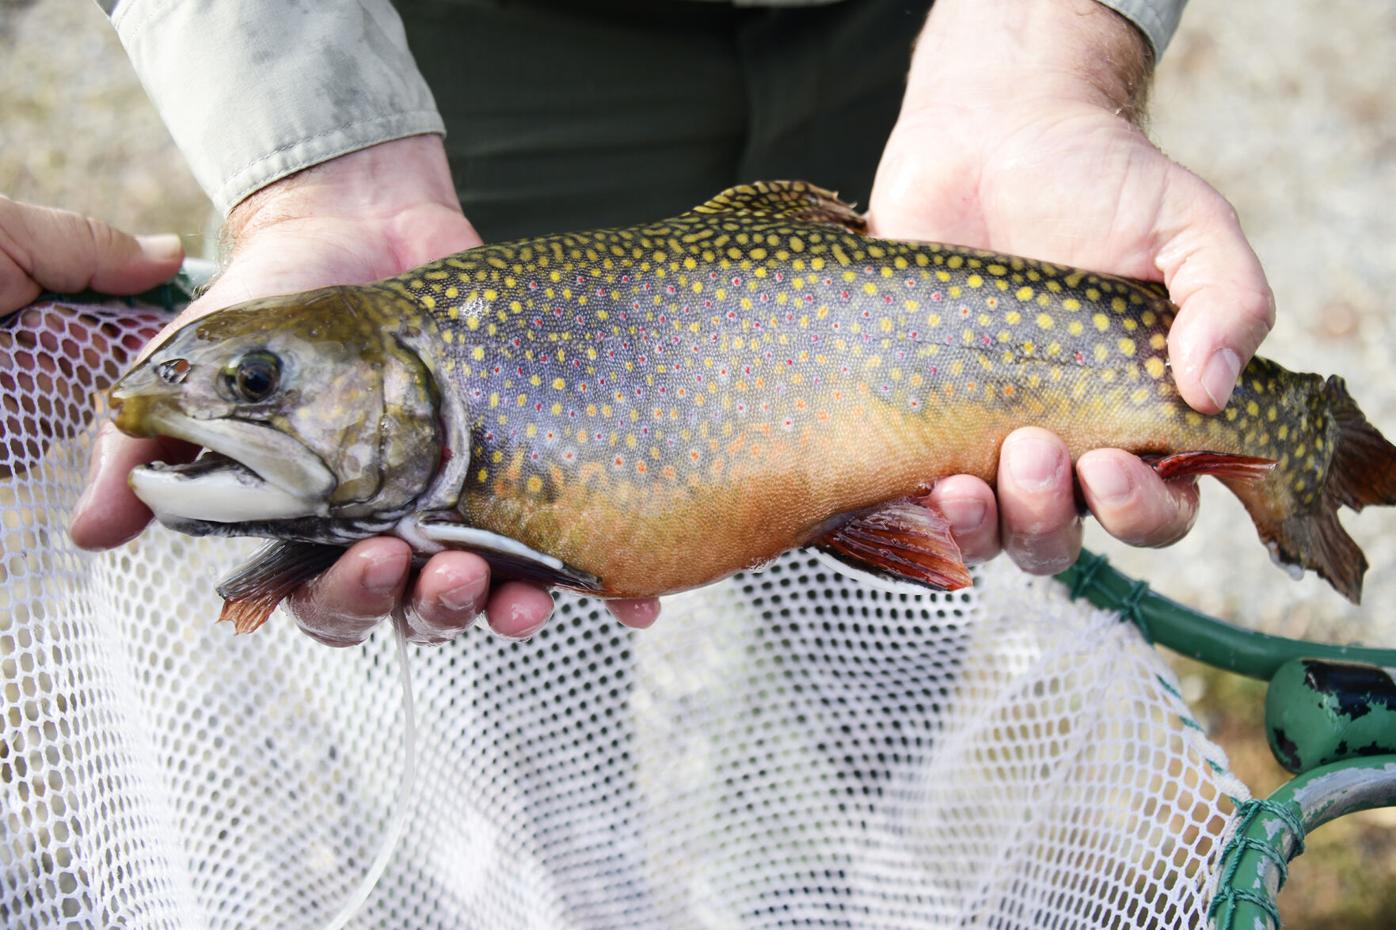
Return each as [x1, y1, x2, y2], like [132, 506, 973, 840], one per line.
[397, 0, 933, 242]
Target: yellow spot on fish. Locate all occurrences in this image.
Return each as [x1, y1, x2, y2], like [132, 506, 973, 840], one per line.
[1016, 286, 1034, 301]
[1145, 357, 1166, 379]
[1118, 338, 1136, 357]
[1093, 313, 1109, 332]
[553, 377, 566, 390]
[1063, 298, 1081, 312]
[967, 274, 984, 288]
[526, 475, 543, 494]
[1036, 313, 1054, 330]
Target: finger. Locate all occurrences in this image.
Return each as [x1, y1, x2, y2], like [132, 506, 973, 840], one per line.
[484, 582, 554, 639]
[405, 551, 491, 644]
[608, 598, 661, 629]
[0, 198, 184, 311]
[1153, 169, 1275, 414]
[68, 422, 196, 549]
[288, 538, 411, 647]
[997, 427, 1082, 575]
[1077, 449, 1199, 548]
[925, 474, 1000, 565]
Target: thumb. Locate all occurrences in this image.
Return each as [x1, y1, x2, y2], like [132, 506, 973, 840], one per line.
[1153, 169, 1275, 415]
[0, 198, 185, 310]
[69, 422, 197, 551]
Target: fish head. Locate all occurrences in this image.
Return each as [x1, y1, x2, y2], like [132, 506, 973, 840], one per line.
[110, 285, 457, 540]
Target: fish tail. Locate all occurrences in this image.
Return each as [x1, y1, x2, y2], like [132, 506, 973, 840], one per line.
[1225, 375, 1396, 603]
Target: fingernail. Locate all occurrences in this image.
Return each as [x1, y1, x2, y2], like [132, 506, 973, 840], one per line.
[361, 550, 407, 595]
[1006, 434, 1064, 491]
[506, 603, 548, 640]
[138, 233, 183, 262]
[939, 497, 987, 533]
[1082, 459, 1133, 505]
[438, 575, 487, 612]
[71, 426, 111, 521]
[1201, 348, 1241, 409]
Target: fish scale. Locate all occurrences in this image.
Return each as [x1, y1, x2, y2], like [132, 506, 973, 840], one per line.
[109, 182, 1396, 628]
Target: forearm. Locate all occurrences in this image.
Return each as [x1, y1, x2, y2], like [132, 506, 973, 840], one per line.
[103, 0, 444, 215]
[904, 0, 1158, 121]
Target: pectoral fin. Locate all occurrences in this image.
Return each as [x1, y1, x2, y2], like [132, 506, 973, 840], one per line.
[216, 540, 343, 634]
[816, 498, 972, 591]
[415, 514, 602, 593]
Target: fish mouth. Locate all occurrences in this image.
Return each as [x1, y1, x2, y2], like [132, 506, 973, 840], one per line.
[127, 411, 336, 525]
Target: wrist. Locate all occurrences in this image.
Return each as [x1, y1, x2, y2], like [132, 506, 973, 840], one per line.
[225, 135, 462, 247]
[903, 0, 1152, 122]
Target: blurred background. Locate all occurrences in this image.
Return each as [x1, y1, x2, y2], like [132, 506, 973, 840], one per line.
[2, 0, 1393, 925]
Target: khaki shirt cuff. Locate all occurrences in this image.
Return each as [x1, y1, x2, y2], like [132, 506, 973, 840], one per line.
[1094, 0, 1189, 57]
[108, 0, 445, 215]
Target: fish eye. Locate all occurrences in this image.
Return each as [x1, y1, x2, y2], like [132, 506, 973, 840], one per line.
[223, 351, 282, 403]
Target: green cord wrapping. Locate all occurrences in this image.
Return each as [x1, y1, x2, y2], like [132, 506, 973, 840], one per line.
[1208, 797, 1305, 930]
[1055, 550, 1396, 680]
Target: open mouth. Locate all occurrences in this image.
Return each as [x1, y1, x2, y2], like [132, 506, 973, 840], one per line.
[127, 415, 336, 525]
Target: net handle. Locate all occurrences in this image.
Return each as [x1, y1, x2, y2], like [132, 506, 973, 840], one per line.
[1056, 550, 1396, 681]
[1206, 756, 1396, 930]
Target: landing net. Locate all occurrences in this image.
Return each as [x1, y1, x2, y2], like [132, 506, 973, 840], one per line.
[1, 297, 1246, 929]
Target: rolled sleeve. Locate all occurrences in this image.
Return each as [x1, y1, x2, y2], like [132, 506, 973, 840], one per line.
[106, 0, 445, 215]
[1094, 0, 1189, 57]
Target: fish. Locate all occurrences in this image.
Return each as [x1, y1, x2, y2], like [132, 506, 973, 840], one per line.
[106, 182, 1396, 632]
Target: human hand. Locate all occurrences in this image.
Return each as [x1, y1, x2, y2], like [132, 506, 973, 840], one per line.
[0, 198, 183, 478]
[66, 136, 661, 644]
[868, 0, 1274, 575]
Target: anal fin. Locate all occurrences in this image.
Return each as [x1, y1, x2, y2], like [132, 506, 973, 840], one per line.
[816, 498, 971, 591]
[1143, 451, 1276, 482]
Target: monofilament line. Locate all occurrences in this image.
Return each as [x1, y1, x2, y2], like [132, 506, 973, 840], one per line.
[319, 606, 418, 930]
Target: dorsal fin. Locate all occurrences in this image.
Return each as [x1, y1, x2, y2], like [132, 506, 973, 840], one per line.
[686, 181, 867, 234]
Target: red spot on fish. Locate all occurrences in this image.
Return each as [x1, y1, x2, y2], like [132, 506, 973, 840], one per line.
[931, 291, 943, 302]
[982, 335, 992, 345]
[1074, 350, 1085, 364]
[731, 276, 742, 286]
[528, 281, 538, 290]
[960, 306, 970, 318]
[883, 294, 894, 304]
[840, 290, 850, 300]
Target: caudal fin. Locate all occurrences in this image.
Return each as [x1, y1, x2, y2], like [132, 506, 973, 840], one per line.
[1227, 376, 1396, 603]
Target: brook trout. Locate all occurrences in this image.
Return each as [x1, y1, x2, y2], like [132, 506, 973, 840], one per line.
[108, 182, 1396, 630]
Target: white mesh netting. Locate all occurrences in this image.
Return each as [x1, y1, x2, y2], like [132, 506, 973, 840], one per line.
[2, 298, 1250, 929]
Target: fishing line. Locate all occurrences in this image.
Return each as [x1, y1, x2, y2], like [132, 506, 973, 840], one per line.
[319, 606, 418, 930]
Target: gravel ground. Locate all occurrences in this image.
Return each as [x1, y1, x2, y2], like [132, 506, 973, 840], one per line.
[2, 1, 1393, 927]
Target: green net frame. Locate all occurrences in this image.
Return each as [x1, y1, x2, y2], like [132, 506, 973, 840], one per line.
[1058, 553, 1396, 929]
